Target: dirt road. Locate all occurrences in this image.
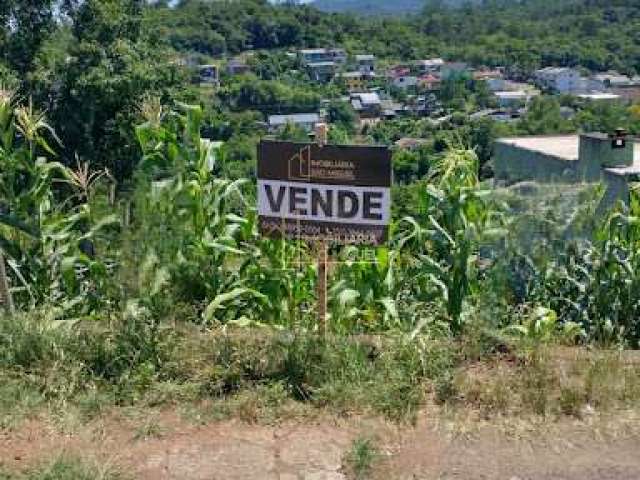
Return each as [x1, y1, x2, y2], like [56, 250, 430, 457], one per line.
[1, 410, 639, 479]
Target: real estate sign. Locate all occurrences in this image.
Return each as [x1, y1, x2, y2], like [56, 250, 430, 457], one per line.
[257, 140, 392, 245]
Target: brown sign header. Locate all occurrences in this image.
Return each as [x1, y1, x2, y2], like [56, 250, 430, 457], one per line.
[258, 140, 392, 187]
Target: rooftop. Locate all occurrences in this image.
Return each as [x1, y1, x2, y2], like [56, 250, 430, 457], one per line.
[592, 71, 633, 84]
[496, 135, 640, 168]
[417, 58, 444, 66]
[340, 71, 364, 78]
[496, 135, 584, 161]
[578, 92, 621, 100]
[307, 61, 336, 68]
[536, 66, 577, 74]
[495, 90, 535, 98]
[268, 113, 320, 126]
[351, 92, 381, 104]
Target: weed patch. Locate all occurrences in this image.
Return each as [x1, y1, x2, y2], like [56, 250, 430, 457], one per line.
[343, 436, 379, 480]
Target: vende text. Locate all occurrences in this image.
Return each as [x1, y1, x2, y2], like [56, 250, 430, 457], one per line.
[258, 179, 390, 226]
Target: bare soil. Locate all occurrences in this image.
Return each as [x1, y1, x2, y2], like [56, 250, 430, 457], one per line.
[1, 408, 639, 479]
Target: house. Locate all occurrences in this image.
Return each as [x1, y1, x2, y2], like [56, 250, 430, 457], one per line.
[227, 58, 250, 76]
[474, 69, 505, 89]
[590, 71, 636, 89]
[267, 113, 321, 133]
[339, 71, 368, 92]
[587, 71, 640, 101]
[355, 54, 376, 75]
[577, 92, 622, 102]
[198, 65, 219, 86]
[298, 48, 347, 65]
[380, 99, 407, 118]
[490, 111, 522, 123]
[392, 75, 418, 89]
[388, 65, 411, 78]
[490, 79, 536, 93]
[416, 58, 445, 74]
[473, 69, 504, 82]
[307, 61, 337, 83]
[493, 130, 640, 208]
[413, 94, 441, 116]
[534, 67, 584, 94]
[298, 48, 346, 82]
[487, 78, 507, 91]
[560, 106, 576, 120]
[350, 92, 382, 118]
[417, 74, 441, 91]
[494, 90, 539, 108]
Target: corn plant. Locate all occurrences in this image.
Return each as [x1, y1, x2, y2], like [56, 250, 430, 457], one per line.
[328, 245, 399, 333]
[533, 196, 640, 347]
[397, 146, 504, 334]
[134, 101, 317, 326]
[0, 91, 117, 316]
[505, 306, 584, 346]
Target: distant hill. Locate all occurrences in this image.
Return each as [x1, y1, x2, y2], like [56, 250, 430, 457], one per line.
[312, 0, 426, 14]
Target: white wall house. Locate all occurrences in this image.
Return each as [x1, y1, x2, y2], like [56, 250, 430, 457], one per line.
[495, 90, 539, 108]
[577, 92, 622, 102]
[589, 72, 638, 91]
[534, 67, 584, 94]
[268, 113, 320, 133]
[416, 58, 445, 74]
[298, 48, 347, 65]
[350, 92, 382, 118]
[355, 54, 376, 75]
[392, 75, 418, 89]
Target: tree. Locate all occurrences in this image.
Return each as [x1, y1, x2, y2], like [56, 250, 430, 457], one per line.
[276, 122, 309, 142]
[32, 0, 185, 182]
[2, 0, 56, 74]
[518, 97, 573, 135]
[328, 101, 357, 134]
[221, 77, 321, 115]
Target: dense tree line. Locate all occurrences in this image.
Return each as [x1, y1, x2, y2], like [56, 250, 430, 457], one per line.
[146, 0, 640, 74]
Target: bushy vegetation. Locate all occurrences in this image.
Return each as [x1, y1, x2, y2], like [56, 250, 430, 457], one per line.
[2, 1, 640, 459]
[1, 84, 640, 431]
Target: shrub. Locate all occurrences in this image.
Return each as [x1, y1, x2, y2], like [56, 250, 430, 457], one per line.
[344, 436, 379, 480]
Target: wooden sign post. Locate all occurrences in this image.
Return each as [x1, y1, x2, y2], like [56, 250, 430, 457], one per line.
[314, 123, 329, 333]
[256, 132, 392, 334]
[0, 252, 14, 315]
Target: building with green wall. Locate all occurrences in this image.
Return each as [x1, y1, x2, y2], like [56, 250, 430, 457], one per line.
[493, 132, 639, 208]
